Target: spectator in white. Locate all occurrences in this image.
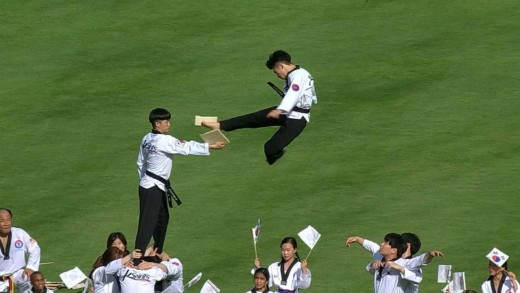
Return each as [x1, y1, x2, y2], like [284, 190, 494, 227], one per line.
[481, 260, 519, 293]
[89, 246, 125, 293]
[346, 233, 442, 293]
[346, 233, 424, 293]
[0, 208, 41, 292]
[22, 271, 54, 293]
[254, 237, 311, 292]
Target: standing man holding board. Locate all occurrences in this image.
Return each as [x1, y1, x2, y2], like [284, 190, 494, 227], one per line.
[135, 108, 225, 257]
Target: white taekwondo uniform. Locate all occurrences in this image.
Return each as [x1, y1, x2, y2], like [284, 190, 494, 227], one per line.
[267, 260, 311, 293]
[0, 227, 40, 293]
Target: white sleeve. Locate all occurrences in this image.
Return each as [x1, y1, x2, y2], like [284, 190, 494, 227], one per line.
[507, 278, 520, 293]
[162, 259, 182, 278]
[104, 258, 123, 274]
[150, 267, 167, 281]
[297, 267, 311, 289]
[362, 239, 380, 255]
[277, 72, 307, 113]
[401, 268, 422, 283]
[92, 266, 105, 282]
[159, 137, 209, 156]
[23, 231, 40, 271]
[137, 143, 145, 179]
[404, 253, 429, 270]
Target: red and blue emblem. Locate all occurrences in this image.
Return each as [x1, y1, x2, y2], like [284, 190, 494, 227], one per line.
[492, 255, 502, 263]
[14, 240, 23, 248]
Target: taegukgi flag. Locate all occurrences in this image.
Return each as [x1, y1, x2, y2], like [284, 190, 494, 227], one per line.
[200, 279, 220, 293]
[252, 219, 261, 245]
[298, 225, 321, 249]
[187, 272, 202, 288]
[486, 247, 509, 267]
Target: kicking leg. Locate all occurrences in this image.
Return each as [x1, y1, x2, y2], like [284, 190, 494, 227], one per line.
[264, 117, 307, 165]
[211, 106, 283, 131]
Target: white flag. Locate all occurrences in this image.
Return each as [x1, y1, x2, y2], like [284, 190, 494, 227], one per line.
[298, 225, 321, 249]
[437, 264, 451, 283]
[200, 279, 220, 293]
[452, 272, 466, 291]
[59, 266, 87, 289]
[252, 218, 261, 245]
[486, 247, 509, 267]
[187, 272, 202, 288]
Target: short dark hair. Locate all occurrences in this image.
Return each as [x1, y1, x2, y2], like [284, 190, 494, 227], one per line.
[0, 208, 12, 217]
[384, 233, 407, 258]
[266, 50, 292, 69]
[402, 232, 421, 257]
[149, 108, 171, 126]
[30, 271, 44, 282]
[254, 267, 270, 282]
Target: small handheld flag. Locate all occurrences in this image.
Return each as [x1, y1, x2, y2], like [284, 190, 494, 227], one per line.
[186, 272, 202, 288]
[298, 225, 321, 260]
[252, 219, 261, 245]
[252, 219, 261, 259]
[486, 247, 509, 267]
[200, 279, 220, 293]
[298, 225, 321, 249]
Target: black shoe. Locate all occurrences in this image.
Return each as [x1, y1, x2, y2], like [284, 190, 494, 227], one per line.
[266, 150, 285, 165]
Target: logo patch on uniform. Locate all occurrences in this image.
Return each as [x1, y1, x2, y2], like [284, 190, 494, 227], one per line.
[15, 240, 23, 248]
[291, 84, 300, 91]
[176, 140, 186, 147]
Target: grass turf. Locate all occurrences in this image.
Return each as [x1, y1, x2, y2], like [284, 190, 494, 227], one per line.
[1, 0, 520, 291]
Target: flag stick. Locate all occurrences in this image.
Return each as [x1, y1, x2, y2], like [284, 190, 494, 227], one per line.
[305, 248, 315, 261]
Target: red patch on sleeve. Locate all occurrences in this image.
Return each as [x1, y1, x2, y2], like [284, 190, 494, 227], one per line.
[291, 84, 300, 91]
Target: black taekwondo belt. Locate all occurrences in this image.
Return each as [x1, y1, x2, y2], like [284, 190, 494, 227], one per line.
[145, 171, 182, 207]
[292, 106, 310, 113]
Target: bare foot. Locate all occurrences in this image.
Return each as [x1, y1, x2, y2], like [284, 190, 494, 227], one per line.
[201, 120, 220, 130]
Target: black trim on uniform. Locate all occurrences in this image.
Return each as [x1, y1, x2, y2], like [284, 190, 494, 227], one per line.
[0, 231, 12, 260]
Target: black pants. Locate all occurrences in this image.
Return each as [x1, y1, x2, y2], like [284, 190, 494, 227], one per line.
[135, 185, 170, 254]
[220, 106, 307, 164]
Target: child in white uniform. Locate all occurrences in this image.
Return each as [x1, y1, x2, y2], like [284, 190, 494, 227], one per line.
[246, 268, 273, 293]
[89, 247, 125, 293]
[255, 237, 311, 293]
[481, 261, 519, 293]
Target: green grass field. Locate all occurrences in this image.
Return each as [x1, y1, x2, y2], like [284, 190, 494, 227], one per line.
[1, 0, 520, 292]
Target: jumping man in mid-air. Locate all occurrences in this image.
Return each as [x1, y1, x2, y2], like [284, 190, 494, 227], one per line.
[202, 50, 317, 165]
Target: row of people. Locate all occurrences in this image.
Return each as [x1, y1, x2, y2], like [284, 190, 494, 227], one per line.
[90, 233, 311, 293]
[346, 232, 519, 293]
[1, 208, 517, 292]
